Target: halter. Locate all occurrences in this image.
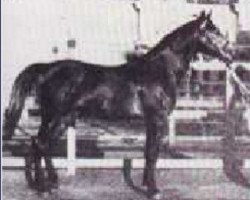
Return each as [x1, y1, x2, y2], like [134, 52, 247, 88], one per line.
[200, 29, 231, 62]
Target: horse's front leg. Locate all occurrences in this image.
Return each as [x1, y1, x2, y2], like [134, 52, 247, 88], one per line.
[140, 85, 172, 198]
[142, 109, 168, 198]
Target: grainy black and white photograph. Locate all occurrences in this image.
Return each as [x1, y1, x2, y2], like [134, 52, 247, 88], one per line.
[2, 0, 250, 199]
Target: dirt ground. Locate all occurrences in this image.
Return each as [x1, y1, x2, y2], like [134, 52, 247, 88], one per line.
[3, 169, 250, 200]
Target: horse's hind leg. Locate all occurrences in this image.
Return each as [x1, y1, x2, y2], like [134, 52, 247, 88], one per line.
[44, 153, 58, 188]
[43, 115, 75, 189]
[43, 113, 76, 187]
[39, 120, 61, 190]
[25, 118, 55, 192]
[25, 136, 47, 191]
[25, 137, 36, 188]
[34, 148, 46, 191]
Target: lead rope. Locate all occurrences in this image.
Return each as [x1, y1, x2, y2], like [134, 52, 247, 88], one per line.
[228, 67, 250, 99]
[222, 64, 250, 187]
[228, 67, 250, 128]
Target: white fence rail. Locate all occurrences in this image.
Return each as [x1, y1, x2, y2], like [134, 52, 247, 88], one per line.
[3, 125, 250, 174]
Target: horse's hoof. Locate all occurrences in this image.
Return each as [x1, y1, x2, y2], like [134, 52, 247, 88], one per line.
[151, 192, 162, 200]
[141, 185, 148, 192]
[43, 192, 50, 198]
[36, 186, 47, 193]
[147, 189, 161, 199]
[38, 191, 50, 199]
[50, 187, 58, 194]
[35, 179, 51, 193]
[49, 181, 59, 189]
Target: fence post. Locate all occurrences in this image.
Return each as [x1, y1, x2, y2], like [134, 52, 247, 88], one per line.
[67, 126, 76, 175]
[168, 116, 176, 146]
[226, 67, 233, 109]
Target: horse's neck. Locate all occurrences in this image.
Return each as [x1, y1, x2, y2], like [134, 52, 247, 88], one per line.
[154, 47, 190, 85]
[126, 33, 195, 85]
[167, 43, 193, 86]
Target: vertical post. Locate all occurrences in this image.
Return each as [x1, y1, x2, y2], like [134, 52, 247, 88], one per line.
[168, 116, 176, 146]
[67, 126, 76, 176]
[239, 0, 250, 31]
[243, 107, 250, 132]
[226, 67, 233, 109]
[228, 3, 238, 44]
[132, 0, 141, 46]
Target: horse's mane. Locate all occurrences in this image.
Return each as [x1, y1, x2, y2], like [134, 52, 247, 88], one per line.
[129, 16, 203, 67]
[40, 17, 203, 70]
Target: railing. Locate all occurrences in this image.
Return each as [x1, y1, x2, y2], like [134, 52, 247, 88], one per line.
[3, 128, 250, 175]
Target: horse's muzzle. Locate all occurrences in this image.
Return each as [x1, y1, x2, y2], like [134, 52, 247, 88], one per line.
[221, 42, 234, 65]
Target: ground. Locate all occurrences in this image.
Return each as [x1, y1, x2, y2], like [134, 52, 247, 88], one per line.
[3, 169, 250, 200]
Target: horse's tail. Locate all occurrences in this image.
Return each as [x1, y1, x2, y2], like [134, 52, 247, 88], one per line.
[3, 65, 43, 140]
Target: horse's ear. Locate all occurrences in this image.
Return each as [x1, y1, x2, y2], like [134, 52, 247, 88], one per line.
[200, 20, 206, 30]
[198, 10, 207, 29]
[207, 9, 212, 19]
[199, 10, 206, 19]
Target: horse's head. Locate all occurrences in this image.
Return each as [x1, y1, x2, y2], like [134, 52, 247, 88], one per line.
[195, 10, 233, 64]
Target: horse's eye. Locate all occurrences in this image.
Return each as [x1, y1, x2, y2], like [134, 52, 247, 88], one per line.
[208, 23, 220, 34]
[215, 28, 221, 35]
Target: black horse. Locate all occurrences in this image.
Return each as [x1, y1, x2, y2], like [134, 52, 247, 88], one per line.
[4, 11, 232, 198]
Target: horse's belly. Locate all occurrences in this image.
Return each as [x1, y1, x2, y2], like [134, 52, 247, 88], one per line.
[78, 88, 143, 119]
[103, 94, 143, 118]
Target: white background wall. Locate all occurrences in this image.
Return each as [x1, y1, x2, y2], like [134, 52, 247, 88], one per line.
[1, 0, 240, 109]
